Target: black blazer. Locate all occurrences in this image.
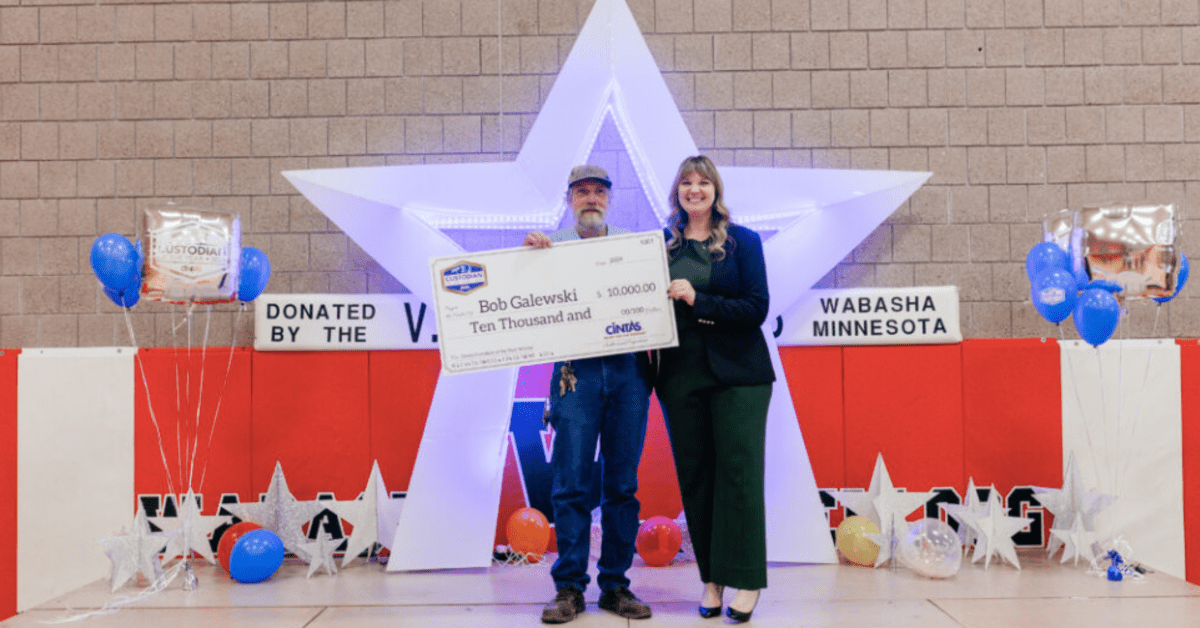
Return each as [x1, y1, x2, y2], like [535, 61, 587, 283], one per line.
[664, 224, 776, 386]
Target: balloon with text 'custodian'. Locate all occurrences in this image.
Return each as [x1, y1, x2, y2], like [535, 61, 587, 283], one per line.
[506, 507, 550, 559]
[228, 528, 285, 584]
[1154, 254, 1190, 304]
[1074, 288, 1121, 347]
[898, 518, 962, 579]
[1032, 269, 1078, 324]
[1025, 242, 1069, 282]
[238, 247, 271, 302]
[635, 516, 682, 567]
[90, 234, 140, 293]
[217, 521, 262, 573]
[835, 516, 880, 567]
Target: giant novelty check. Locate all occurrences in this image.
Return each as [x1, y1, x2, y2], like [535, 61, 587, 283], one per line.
[429, 231, 678, 374]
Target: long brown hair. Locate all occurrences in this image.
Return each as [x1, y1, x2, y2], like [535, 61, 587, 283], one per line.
[666, 155, 730, 260]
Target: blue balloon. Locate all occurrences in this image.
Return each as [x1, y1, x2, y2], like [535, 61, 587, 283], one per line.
[1026, 242, 1069, 282]
[1032, 269, 1078, 324]
[1084, 279, 1123, 294]
[1154, 254, 1190, 304]
[103, 285, 139, 308]
[238, 247, 271, 302]
[89, 234, 139, 292]
[228, 529, 284, 584]
[1073, 288, 1121, 347]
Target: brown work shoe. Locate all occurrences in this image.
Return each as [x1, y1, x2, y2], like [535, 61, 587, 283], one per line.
[598, 586, 653, 619]
[541, 586, 585, 624]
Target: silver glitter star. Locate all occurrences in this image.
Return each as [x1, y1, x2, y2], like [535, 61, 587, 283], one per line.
[150, 489, 229, 565]
[301, 532, 340, 578]
[223, 462, 324, 561]
[327, 461, 383, 568]
[99, 506, 175, 592]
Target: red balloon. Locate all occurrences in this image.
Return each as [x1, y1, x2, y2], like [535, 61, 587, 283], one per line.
[217, 522, 262, 573]
[636, 516, 682, 567]
[506, 507, 550, 559]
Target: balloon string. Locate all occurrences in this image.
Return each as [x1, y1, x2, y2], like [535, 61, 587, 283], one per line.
[40, 560, 183, 623]
[197, 305, 243, 494]
[1059, 328, 1105, 497]
[1117, 338, 1160, 502]
[1095, 346, 1111, 494]
[185, 302, 194, 493]
[122, 308, 177, 502]
[186, 306, 212, 491]
[171, 304, 183, 497]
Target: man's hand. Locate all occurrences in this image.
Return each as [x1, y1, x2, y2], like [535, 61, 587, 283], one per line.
[524, 231, 552, 248]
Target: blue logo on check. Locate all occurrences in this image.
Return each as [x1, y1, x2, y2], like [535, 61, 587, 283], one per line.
[441, 262, 487, 295]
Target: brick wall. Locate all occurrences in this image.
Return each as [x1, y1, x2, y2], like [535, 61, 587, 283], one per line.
[0, 0, 1197, 347]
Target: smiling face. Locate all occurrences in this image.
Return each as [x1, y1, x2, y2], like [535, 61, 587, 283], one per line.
[676, 170, 715, 220]
[570, 180, 610, 230]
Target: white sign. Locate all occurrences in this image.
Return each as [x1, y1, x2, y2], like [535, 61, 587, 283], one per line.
[254, 294, 439, 350]
[429, 232, 677, 374]
[775, 286, 961, 346]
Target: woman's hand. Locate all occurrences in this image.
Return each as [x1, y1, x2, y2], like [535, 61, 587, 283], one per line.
[668, 279, 696, 306]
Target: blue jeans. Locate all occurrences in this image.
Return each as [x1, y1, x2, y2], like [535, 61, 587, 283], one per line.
[547, 353, 651, 592]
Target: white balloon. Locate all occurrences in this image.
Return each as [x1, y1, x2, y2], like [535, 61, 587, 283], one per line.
[899, 518, 962, 579]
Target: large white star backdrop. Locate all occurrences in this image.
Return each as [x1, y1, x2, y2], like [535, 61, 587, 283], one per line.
[284, 0, 928, 570]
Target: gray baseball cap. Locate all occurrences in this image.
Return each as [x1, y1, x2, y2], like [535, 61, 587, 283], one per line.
[567, 164, 612, 188]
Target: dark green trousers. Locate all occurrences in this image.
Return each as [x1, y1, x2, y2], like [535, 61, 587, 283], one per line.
[657, 344, 772, 590]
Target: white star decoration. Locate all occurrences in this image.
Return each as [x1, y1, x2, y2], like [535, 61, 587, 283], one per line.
[327, 460, 392, 567]
[968, 490, 1032, 570]
[839, 454, 935, 568]
[149, 489, 229, 565]
[284, 0, 927, 570]
[223, 462, 324, 561]
[301, 533, 340, 578]
[940, 478, 990, 548]
[1050, 517, 1100, 566]
[1034, 452, 1116, 557]
[98, 506, 174, 592]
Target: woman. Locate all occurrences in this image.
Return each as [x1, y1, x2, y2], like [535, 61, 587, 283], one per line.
[658, 155, 775, 622]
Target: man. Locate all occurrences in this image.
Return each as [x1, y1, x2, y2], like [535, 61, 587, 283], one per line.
[524, 165, 654, 624]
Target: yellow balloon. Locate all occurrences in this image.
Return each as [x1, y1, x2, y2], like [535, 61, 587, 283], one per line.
[836, 515, 881, 567]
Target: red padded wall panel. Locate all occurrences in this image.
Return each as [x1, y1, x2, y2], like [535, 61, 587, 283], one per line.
[133, 348, 253, 513]
[1178, 340, 1200, 585]
[0, 350, 18, 623]
[779, 346, 845, 489]
[251, 351, 370, 499]
[843, 344, 964, 495]
[367, 350, 441, 492]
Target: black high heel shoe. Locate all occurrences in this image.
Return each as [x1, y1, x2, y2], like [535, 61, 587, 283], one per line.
[725, 589, 760, 623]
[698, 584, 724, 618]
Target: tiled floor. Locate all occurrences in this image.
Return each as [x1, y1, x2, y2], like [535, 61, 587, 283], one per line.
[5, 551, 1198, 627]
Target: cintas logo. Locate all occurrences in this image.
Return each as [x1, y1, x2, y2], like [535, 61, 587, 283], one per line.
[605, 320, 643, 336]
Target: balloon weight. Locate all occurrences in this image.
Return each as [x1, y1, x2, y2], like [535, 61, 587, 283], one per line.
[898, 518, 962, 579]
[635, 516, 682, 567]
[228, 529, 285, 584]
[835, 516, 880, 567]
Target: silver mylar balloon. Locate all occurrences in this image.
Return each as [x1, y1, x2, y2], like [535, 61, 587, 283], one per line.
[898, 518, 962, 579]
[1077, 203, 1181, 300]
[142, 205, 241, 304]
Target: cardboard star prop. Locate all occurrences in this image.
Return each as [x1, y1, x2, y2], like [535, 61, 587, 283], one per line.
[327, 460, 386, 567]
[223, 462, 324, 561]
[301, 533, 339, 578]
[1050, 516, 1100, 566]
[940, 477, 989, 548]
[284, 0, 927, 570]
[1034, 452, 1116, 556]
[99, 506, 175, 592]
[970, 490, 1033, 570]
[150, 489, 229, 565]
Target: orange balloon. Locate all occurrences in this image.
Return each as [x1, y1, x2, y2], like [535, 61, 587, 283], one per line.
[635, 516, 682, 567]
[217, 522, 262, 573]
[835, 516, 881, 567]
[506, 507, 550, 559]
